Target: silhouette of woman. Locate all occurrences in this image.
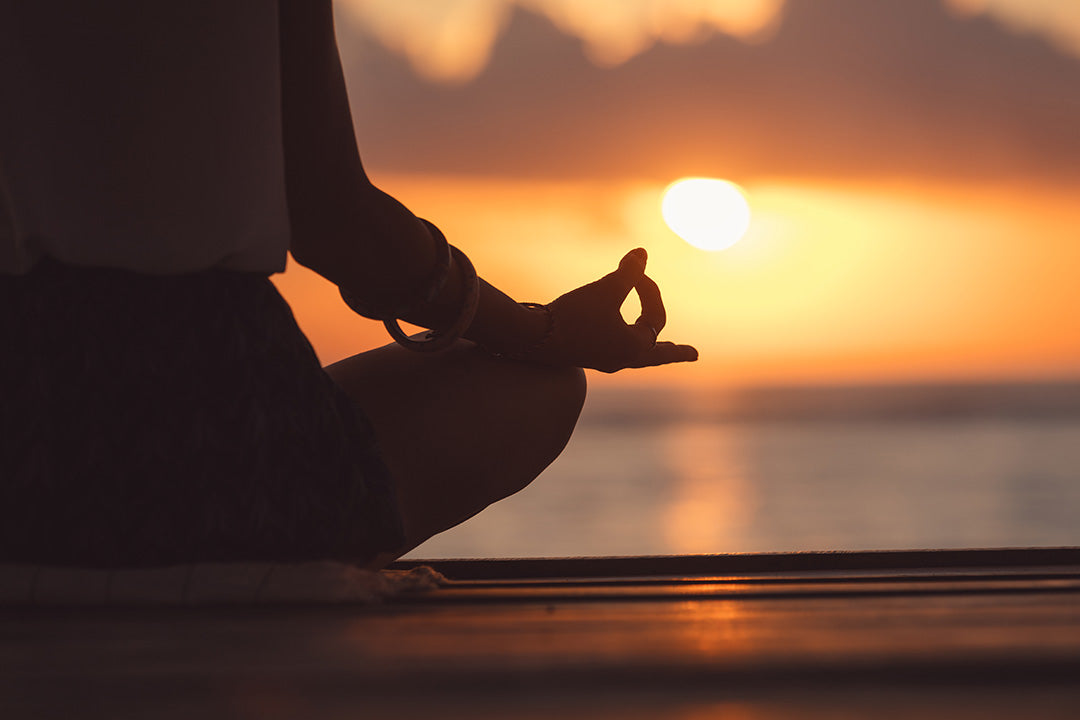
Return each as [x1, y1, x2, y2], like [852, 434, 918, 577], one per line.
[0, 1, 696, 568]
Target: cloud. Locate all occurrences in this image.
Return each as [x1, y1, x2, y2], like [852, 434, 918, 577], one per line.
[336, 0, 785, 82]
[335, 0, 511, 82]
[338, 0, 1080, 183]
[517, 0, 785, 66]
[337, 0, 1080, 83]
[945, 0, 1080, 57]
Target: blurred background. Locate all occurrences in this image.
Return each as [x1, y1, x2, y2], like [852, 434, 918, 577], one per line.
[273, 0, 1080, 558]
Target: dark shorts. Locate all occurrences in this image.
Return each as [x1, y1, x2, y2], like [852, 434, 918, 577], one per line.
[0, 258, 405, 568]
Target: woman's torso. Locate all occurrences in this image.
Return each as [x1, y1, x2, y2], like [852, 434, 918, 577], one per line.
[0, 0, 290, 275]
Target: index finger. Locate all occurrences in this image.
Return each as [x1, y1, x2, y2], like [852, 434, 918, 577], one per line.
[633, 274, 667, 335]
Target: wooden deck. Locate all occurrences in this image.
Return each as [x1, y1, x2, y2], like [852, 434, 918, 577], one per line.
[4, 548, 1080, 718]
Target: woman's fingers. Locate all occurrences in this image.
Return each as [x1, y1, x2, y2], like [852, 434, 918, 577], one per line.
[634, 274, 666, 335]
[632, 318, 658, 349]
[549, 248, 696, 371]
[635, 341, 699, 368]
[625, 274, 666, 351]
[597, 248, 648, 301]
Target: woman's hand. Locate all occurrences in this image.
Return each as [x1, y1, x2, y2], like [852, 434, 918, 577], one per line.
[532, 249, 698, 373]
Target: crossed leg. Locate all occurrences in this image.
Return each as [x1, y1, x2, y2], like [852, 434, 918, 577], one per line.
[326, 340, 587, 567]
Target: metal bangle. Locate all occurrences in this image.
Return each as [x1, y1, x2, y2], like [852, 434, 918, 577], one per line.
[384, 245, 479, 353]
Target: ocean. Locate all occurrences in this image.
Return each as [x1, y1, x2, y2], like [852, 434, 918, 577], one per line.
[406, 381, 1080, 559]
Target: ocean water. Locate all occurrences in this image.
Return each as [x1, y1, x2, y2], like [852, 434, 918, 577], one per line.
[406, 382, 1080, 559]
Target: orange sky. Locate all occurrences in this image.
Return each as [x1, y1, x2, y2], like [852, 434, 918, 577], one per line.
[274, 175, 1080, 388]
[275, 1, 1080, 389]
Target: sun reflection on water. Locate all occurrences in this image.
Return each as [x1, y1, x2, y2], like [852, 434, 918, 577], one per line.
[661, 421, 757, 555]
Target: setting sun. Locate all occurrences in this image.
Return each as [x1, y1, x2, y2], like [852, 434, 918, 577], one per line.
[661, 178, 751, 251]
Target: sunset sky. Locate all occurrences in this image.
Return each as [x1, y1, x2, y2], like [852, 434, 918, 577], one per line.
[274, 0, 1080, 388]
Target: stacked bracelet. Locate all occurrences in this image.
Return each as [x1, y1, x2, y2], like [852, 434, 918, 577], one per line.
[339, 219, 479, 353]
[485, 302, 556, 361]
[384, 245, 479, 353]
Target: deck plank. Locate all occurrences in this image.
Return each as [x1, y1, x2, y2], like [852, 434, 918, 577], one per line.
[4, 550, 1080, 718]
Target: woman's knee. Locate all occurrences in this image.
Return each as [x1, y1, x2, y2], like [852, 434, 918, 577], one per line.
[484, 362, 586, 500]
[540, 363, 587, 451]
[328, 343, 587, 544]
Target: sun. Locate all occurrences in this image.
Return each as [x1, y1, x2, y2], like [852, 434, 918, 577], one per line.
[661, 177, 751, 251]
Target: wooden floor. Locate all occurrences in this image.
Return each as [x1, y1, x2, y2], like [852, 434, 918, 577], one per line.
[4, 549, 1080, 718]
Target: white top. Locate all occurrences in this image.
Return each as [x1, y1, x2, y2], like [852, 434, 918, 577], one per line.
[0, 1, 291, 275]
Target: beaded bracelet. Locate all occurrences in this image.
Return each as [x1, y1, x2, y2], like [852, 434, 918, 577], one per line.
[338, 218, 451, 322]
[383, 244, 480, 353]
[485, 302, 556, 361]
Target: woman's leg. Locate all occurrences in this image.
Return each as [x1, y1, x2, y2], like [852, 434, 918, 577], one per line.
[326, 341, 586, 565]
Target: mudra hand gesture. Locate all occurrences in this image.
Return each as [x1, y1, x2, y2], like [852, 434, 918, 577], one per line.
[534, 248, 698, 373]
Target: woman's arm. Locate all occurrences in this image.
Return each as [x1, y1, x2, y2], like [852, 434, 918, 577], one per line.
[277, 0, 449, 313]
[278, 0, 549, 350]
[277, 0, 696, 371]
